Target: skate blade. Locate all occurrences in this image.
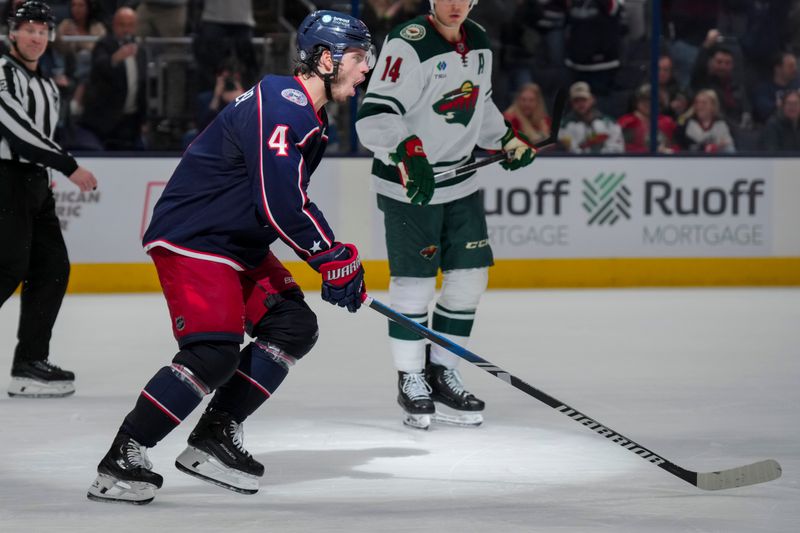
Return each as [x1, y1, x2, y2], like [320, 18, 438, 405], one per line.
[175, 446, 260, 494]
[86, 473, 156, 505]
[433, 405, 483, 427]
[402, 413, 431, 430]
[8, 377, 75, 398]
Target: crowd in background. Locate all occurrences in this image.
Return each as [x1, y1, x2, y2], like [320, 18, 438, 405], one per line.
[1, 0, 799, 153]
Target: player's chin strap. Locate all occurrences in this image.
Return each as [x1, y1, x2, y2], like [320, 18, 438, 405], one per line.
[313, 60, 339, 102]
[317, 61, 339, 102]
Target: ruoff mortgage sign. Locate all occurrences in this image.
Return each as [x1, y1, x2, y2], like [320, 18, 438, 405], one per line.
[478, 158, 771, 258]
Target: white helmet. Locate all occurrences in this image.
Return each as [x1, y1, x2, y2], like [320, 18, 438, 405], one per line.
[429, 0, 479, 11]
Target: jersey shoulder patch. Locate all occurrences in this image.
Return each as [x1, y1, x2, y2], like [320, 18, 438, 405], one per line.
[400, 23, 426, 41]
[281, 88, 308, 107]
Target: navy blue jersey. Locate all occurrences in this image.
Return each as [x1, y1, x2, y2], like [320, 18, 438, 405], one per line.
[143, 75, 334, 270]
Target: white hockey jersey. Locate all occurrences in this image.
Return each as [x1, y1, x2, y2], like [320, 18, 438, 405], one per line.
[356, 15, 508, 204]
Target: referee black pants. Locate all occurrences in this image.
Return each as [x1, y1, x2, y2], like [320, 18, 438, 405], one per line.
[0, 161, 70, 365]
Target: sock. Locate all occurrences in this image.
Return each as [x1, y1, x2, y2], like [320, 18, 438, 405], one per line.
[208, 342, 290, 423]
[120, 366, 204, 447]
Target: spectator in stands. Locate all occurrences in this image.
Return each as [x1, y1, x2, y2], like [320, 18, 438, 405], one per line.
[503, 82, 551, 146]
[135, 0, 188, 38]
[558, 81, 624, 154]
[691, 30, 752, 128]
[135, 0, 190, 127]
[658, 54, 689, 119]
[738, 0, 792, 79]
[663, 0, 721, 89]
[55, 0, 107, 118]
[180, 59, 246, 148]
[362, 0, 427, 53]
[499, 1, 544, 102]
[197, 61, 246, 132]
[789, 1, 800, 55]
[618, 84, 678, 153]
[193, 0, 257, 92]
[761, 89, 800, 151]
[78, 6, 147, 150]
[564, 0, 625, 97]
[675, 89, 736, 153]
[752, 51, 800, 124]
[534, 0, 568, 69]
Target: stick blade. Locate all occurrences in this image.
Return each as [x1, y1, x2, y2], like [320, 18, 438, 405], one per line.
[696, 459, 782, 490]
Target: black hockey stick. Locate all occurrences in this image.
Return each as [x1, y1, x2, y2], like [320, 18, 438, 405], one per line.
[364, 295, 782, 491]
[434, 88, 567, 181]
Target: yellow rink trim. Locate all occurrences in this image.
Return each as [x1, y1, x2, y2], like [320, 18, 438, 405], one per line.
[66, 257, 800, 293]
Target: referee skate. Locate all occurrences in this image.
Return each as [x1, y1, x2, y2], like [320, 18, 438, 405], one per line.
[7, 360, 76, 398]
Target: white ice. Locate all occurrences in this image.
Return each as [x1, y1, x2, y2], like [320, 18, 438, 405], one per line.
[1, 288, 798, 532]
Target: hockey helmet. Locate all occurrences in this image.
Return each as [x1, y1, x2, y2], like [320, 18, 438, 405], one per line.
[8, 1, 56, 41]
[429, 0, 479, 11]
[296, 10, 376, 70]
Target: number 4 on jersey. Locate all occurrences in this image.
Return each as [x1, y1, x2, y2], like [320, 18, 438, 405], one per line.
[268, 125, 289, 156]
[381, 56, 403, 83]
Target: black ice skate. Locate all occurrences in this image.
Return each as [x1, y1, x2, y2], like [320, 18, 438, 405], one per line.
[87, 432, 163, 505]
[8, 359, 75, 398]
[175, 409, 264, 494]
[426, 363, 485, 427]
[397, 371, 435, 430]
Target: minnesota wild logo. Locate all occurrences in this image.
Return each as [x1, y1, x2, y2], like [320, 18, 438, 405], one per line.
[432, 81, 480, 126]
[400, 23, 426, 41]
[419, 245, 438, 260]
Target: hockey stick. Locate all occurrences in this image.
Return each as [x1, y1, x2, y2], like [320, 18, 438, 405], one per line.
[434, 88, 568, 181]
[364, 295, 782, 491]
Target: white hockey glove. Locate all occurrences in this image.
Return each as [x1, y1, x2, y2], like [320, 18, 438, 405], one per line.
[500, 126, 537, 171]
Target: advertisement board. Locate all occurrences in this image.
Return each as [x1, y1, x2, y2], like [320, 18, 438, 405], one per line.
[49, 156, 798, 290]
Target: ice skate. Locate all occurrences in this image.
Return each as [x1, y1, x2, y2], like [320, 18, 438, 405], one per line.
[175, 409, 264, 494]
[8, 359, 75, 398]
[397, 371, 435, 430]
[426, 363, 484, 427]
[87, 433, 163, 505]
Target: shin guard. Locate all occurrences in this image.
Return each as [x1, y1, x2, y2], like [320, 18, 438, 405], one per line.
[208, 342, 292, 422]
[121, 365, 206, 447]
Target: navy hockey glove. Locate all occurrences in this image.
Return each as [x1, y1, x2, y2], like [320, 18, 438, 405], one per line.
[307, 243, 366, 313]
[500, 126, 537, 171]
[390, 135, 435, 206]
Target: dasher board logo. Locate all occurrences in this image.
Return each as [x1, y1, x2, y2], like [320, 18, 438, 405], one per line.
[400, 24, 426, 41]
[433, 81, 480, 126]
[583, 172, 631, 226]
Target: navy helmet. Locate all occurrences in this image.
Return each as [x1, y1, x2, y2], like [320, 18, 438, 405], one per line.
[297, 10, 375, 70]
[8, 1, 56, 41]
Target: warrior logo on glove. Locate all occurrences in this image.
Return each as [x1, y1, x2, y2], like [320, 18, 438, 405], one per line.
[324, 256, 362, 282]
[308, 243, 366, 313]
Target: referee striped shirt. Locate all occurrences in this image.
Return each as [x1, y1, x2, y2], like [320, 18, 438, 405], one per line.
[0, 53, 78, 176]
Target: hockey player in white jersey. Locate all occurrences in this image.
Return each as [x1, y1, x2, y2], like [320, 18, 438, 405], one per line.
[356, 0, 536, 430]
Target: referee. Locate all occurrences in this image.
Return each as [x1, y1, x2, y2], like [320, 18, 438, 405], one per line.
[0, 1, 97, 398]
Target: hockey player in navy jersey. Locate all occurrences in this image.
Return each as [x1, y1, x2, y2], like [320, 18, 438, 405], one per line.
[87, 11, 375, 504]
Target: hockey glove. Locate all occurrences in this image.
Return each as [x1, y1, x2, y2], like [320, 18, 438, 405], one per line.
[390, 135, 435, 206]
[500, 126, 537, 171]
[307, 243, 366, 313]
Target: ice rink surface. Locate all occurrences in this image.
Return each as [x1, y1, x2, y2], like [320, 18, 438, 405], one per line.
[0, 288, 797, 532]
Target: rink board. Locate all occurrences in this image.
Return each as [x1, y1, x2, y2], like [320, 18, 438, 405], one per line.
[50, 156, 800, 291]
